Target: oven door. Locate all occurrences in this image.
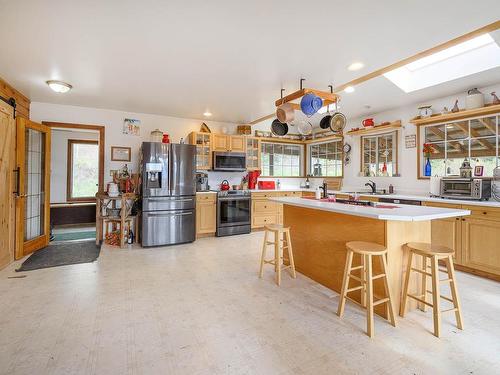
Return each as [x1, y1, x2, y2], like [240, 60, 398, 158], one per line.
[441, 180, 472, 198]
[213, 152, 246, 171]
[217, 197, 251, 227]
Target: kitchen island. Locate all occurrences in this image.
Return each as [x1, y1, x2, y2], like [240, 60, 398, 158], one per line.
[269, 197, 470, 317]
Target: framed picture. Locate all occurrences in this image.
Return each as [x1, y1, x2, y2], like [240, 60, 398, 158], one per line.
[123, 118, 141, 136]
[111, 146, 131, 162]
[474, 165, 484, 177]
[405, 134, 416, 149]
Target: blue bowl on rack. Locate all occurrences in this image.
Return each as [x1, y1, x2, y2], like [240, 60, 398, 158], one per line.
[300, 93, 323, 116]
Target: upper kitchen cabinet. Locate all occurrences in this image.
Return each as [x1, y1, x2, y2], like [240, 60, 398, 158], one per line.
[246, 137, 260, 170]
[189, 132, 212, 170]
[213, 134, 246, 152]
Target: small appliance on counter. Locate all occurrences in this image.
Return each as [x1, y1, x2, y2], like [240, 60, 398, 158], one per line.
[429, 176, 441, 197]
[247, 170, 261, 189]
[196, 172, 209, 192]
[440, 177, 492, 201]
[258, 181, 276, 190]
[216, 190, 251, 237]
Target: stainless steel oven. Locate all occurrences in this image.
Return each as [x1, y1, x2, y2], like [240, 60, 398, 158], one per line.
[213, 152, 246, 171]
[440, 177, 491, 201]
[216, 190, 251, 236]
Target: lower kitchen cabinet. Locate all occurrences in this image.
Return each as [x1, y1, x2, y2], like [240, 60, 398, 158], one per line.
[462, 217, 500, 276]
[431, 216, 462, 264]
[196, 193, 216, 236]
[251, 191, 302, 229]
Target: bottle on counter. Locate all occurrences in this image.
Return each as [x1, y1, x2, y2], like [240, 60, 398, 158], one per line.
[389, 184, 394, 194]
[305, 175, 310, 189]
[128, 229, 134, 244]
[315, 186, 322, 200]
[277, 179, 281, 190]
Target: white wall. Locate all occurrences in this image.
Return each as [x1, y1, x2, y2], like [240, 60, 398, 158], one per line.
[30, 102, 239, 186]
[50, 129, 99, 203]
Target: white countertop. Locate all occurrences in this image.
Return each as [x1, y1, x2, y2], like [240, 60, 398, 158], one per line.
[270, 197, 471, 222]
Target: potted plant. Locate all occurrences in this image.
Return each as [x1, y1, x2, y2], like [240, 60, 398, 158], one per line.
[423, 143, 434, 177]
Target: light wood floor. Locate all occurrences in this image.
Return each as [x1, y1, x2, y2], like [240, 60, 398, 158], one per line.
[0, 232, 499, 374]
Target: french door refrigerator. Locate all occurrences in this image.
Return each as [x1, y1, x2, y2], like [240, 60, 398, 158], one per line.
[140, 142, 196, 247]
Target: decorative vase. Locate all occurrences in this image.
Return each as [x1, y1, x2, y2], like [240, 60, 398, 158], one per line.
[425, 157, 432, 177]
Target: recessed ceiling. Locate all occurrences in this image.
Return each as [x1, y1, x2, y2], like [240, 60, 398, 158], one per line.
[0, 1, 499, 123]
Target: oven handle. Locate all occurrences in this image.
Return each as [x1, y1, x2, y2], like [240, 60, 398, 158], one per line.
[145, 211, 193, 217]
[217, 197, 251, 201]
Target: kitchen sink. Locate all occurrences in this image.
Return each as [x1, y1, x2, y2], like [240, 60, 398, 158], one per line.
[342, 191, 386, 195]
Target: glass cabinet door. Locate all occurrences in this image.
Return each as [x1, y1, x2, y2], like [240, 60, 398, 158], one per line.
[194, 133, 211, 170]
[245, 138, 260, 170]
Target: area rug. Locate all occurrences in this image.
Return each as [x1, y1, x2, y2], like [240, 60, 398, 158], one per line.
[53, 230, 96, 242]
[16, 241, 101, 272]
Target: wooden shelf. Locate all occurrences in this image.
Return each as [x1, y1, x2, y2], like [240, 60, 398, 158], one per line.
[410, 104, 500, 126]
[346, 121, 402, 136]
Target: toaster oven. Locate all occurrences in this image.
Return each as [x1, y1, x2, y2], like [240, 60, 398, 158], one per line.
[440, 177, 491, 201]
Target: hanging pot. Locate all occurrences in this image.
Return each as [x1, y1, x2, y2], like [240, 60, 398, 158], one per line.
[271, 119, 289, 136]
[329, 112, 347, 133]
[297, 120, 313, 135]
[276, 103, 295, 123]
[300, 93, 323, 116]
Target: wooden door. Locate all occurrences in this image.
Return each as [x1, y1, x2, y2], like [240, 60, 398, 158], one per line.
[229, 136, 245, 152]
[15, 118, 51, 259]
[0, 101, 16, 269]
[462, 217, 500, 276]
[213, 134, 229, 151]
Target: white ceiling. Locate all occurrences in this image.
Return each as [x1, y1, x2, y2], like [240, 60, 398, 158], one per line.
[0, 0, 499, 124]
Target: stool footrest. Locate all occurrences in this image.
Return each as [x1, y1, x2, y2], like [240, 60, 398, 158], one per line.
[440, 278, 452, 283]
[345, 295, 363, 307]
[410, 267, 432, 276]
[350, 265, 363, 271]
[372, 273, 386, 280]
[442, 307, 458, 313]
[408, 294, 433, 308]
[348, 274, 364, 283]
[346, 285, 363, 293]
[373, 297, 390, 306]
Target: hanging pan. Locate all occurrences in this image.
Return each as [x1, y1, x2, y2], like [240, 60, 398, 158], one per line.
[271, 118, 289, 136]
[329, 93, 347, 133]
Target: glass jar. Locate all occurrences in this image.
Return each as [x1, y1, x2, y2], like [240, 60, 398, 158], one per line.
[150, 129, 163, 142]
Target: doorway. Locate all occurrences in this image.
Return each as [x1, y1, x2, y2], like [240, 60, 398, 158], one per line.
[43, 122, 105, 244]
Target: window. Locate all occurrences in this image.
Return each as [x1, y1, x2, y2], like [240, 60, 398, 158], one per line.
[261, 142, 303, 177]
[67, 140, 99, 201]
[384, 33, 500, 93]
[308, 140, 343, 177]
[420, 115, 499, 177]
[361, 131, 398, 177]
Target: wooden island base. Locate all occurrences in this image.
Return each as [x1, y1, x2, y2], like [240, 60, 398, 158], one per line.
[283, 205, 430, 317]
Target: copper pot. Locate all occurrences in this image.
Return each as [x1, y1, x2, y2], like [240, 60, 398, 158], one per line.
[276, 103, 295, 123]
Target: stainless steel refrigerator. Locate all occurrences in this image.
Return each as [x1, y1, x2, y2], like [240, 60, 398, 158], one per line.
[140, 142, 196, 247]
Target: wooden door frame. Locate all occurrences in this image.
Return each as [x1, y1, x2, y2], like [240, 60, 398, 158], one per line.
[42, 122, 105, 195]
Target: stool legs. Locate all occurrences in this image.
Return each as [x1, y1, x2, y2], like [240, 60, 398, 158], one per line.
[284, 229, 296, 279]
[259, 230, 268, 278]
[399, 250, 413, 317]
[445, 255, 463, 330]
[366, 254, 374, 338]
[430, 255, 441, 337]
[259, 227, 296, 286]
[275, 234, 281, 286]
[420, 256, 428, 312]
[337, 250, 354, 318]
[380, 254, 396, 327]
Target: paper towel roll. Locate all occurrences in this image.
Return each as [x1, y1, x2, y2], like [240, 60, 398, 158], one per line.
[429, 176, 441, 196]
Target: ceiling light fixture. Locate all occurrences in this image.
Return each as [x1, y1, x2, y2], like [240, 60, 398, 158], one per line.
[344, 86, 355, 93]
[348, 62, 364, 71]
[46, 80, 72, 93]
[203, 111, 212, 117]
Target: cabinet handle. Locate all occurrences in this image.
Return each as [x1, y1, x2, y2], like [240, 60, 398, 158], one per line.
[483, 212, 487, 215]
[456, 217, 460, 221]
[462, 218, 465, 221]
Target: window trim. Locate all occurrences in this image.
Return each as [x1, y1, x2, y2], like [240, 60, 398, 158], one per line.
[360, 130, 399, 177]
[259, 141, 305, 178]
[67, 139, 99, 202]
[307, 139, 344, 177]
[417, 114, 499, 179]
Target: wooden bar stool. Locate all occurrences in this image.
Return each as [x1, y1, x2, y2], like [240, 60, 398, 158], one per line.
[337, 241, 396, 338]
[400, 242, 463, 338]
[259, 224, 296, 286]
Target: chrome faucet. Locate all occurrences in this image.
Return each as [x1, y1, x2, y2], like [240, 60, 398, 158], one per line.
[319, 181, 328, 199]
[365, 180, 376, 194]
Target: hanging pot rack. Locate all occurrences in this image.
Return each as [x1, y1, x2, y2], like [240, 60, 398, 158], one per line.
[275, 78, 340, 111]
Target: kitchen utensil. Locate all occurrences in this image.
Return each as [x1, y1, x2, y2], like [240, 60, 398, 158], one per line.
[362, 118, 375, 127]
[271, 119, 289, 136]
[300, 93, 323, 116]
[297, 120, 313, 135]
[329, 112, 347, 133]
[276, 103, 295, 123]
[465, 88, 484, 109]
[220, 180, 230, 191]
[232, 185, 240, 190]
[320, 114, 332, 129]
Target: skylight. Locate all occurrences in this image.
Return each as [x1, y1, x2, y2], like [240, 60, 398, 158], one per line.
[383, 34, 500, 93]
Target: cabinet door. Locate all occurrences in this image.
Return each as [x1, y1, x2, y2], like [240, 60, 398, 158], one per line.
[190, 132, 212, 170]
[462, 217, 500, 276]
[196, 202, 216, 234]
[431, 217, 462, 264]
[230, 136, 245, 152]
[213, 135, 229, 151]
[246, 138, 260, 170]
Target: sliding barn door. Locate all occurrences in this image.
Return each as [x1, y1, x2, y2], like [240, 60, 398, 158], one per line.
[0, 101, 16, 268]
[15, 118, 51, 259]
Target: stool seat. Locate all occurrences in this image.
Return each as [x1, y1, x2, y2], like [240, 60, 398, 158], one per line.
[264, 223, 287, 232]
[346, 241, 387, 255]
[406, 242, 454, 256]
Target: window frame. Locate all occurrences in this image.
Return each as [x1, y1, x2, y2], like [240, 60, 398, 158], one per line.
[418, 114, 499, 179]
[360, 131, 399, 177]
[67, 139, 99, 202]
[307, 139, 344, 177]
[259, 141, 304, 177]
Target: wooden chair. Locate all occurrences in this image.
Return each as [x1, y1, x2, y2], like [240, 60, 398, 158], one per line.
[337, 241, 396, 337]
[400, 242, 463, 338]
[259, 224, 296, 286]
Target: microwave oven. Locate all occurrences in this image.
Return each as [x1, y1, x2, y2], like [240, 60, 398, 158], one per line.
[213, 152, 246, 172]
[440, 177, 491, 201]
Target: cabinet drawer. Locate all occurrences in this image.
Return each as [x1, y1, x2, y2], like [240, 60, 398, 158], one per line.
[196, 193, 216, 202]
[279, 191, 301, 197]
[424, 201, 462, 209]
[462, 205, 500, 221]
[253, 200, 278, 213]
[301, 192, 316, 198]
[251, 192, 278, 200]
[252, 214, 278, 228]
